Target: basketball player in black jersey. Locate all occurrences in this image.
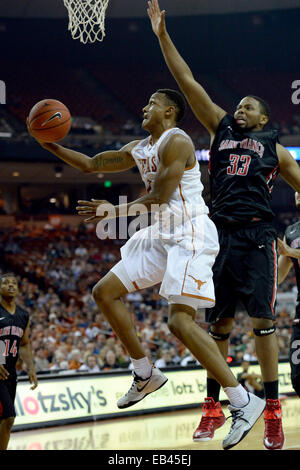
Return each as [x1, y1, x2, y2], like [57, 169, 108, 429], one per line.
[0, 273, 38, 450]
[278, 192, 300, 399]
[148, 0, 300, 450]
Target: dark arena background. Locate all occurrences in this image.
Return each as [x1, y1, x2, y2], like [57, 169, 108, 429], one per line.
[0, 0, 300, 453]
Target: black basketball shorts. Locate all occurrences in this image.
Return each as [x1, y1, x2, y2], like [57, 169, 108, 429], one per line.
[0, 376, 17, 419]
[289, 313, 300, 398]
[206, 222, 277, 324]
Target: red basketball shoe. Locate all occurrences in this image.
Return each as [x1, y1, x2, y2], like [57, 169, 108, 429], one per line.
[193, 397, 226, 441]
[263, 399, 285, 450]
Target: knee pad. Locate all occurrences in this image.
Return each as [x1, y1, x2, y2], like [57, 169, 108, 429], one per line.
[253, 325, 276, 336]
[208, 327, 230, 341]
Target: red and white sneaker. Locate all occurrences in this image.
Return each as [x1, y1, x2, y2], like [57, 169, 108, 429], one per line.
[263, 399, 285, 450]
[193, 397, 226, 441]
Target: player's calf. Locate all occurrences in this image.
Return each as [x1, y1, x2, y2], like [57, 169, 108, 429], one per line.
[0, 416, 15, 450]
[0, 416, 15, 432]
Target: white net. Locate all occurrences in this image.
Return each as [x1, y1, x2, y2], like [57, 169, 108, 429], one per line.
[63, 0, 110, 44]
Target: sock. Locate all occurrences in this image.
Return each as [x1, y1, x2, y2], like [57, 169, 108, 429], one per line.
[130, 356, 152, 379]
[207, 378, 221, 402]
[224, 384, 249, 408]
[264, 380, 278, 400]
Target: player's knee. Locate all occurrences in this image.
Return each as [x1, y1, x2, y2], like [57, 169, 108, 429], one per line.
[92, 283, 103, 302]
[168, 312, 192, 338]
[209, 318, 233, 340]
[1, 417, 15, 432]
[251, 318, 276, 337]
[167, 313, 181, 336]
[92, 281, 111, 305]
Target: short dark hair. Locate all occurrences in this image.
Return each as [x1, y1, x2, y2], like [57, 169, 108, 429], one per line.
[0, 273, 17, 285]
[156, 88, 187, 124]
[247, 95, 271, 118]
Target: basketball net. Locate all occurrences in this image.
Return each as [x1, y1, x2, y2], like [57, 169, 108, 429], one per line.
[63, 0, 110, 44]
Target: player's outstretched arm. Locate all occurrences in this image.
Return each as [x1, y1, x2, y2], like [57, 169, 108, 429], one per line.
[27, 118, 137, 173]
[147, 0, 226, 136]
[89, 140, 138, 173]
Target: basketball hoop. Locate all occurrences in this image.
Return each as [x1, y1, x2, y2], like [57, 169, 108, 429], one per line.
[63, 0, 110, 44]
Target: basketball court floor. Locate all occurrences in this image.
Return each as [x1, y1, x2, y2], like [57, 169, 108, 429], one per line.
[8, 396, 300, 451]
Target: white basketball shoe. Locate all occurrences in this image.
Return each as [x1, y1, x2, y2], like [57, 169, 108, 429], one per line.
[117, 367, 168, 409]
[222, 392, 266, 450]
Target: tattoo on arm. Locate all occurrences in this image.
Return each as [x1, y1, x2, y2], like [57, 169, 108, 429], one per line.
[92, 154, 126, 171]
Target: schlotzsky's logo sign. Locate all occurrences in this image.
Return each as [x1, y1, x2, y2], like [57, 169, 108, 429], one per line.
[14, 378, 108, 426]
[0, 81, 6, 104]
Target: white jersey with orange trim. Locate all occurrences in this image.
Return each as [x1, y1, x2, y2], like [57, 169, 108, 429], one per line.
[111, 127, 219, 310]
[131, 127, 209, 219]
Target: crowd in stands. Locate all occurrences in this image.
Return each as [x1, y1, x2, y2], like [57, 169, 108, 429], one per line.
[0, 217, 298, 377]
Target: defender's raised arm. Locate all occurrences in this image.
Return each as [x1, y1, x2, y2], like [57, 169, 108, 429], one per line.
[147, 0, 226, 137]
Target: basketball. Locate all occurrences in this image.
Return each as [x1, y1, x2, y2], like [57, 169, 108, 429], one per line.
[28, 99, 72, 143]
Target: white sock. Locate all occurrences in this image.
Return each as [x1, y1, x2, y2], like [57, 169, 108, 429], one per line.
[130, 357, 152, 379]
[224, 384, 249, 408]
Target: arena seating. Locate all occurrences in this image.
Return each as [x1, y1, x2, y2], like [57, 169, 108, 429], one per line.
[3, 61, 299, 139]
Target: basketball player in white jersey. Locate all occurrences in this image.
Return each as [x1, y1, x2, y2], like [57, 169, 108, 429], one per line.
[28, 89, 265, 450]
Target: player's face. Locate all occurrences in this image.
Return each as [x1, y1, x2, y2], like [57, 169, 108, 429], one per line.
[295, 192, 300, 208]
[234, 97, 268, 131]
[142, 93, 170, 131]
[0, 276, 19, 298]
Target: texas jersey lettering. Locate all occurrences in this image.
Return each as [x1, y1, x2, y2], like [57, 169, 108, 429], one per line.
[131, 127, 209, 219]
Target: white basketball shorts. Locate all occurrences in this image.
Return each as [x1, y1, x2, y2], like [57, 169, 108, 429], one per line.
[111, 214, 219, 310]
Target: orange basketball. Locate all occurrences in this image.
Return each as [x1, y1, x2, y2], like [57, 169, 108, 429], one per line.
[28, 99, 71, 143]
